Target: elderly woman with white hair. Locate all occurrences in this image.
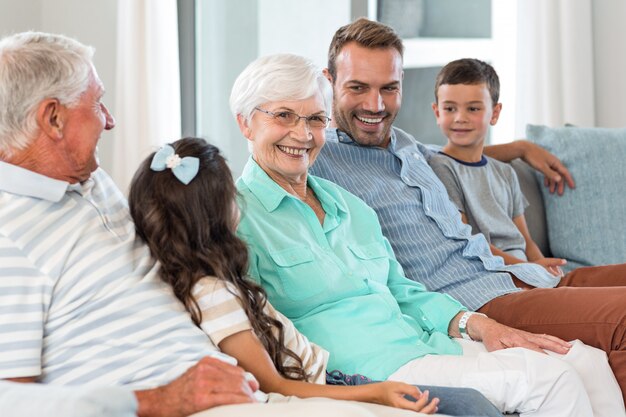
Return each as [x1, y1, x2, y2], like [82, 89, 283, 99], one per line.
[231, 53, 625, 417]
[226, 53, 514, 417]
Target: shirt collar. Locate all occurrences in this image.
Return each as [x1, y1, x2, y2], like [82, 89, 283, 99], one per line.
[333, 127, 398, 150]
[307, 174, 347, 218]
[0, 161, 70, 202]
[240, 156, 347, 216]
[438, 151, 488, 167]
[336, 128, 357, 145]
[388, 128, 419, 156]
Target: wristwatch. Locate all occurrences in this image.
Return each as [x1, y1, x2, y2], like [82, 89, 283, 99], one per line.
[458, 311, 487, 341]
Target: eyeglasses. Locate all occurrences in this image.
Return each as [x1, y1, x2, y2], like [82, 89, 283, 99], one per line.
[254, 107, 331, 129]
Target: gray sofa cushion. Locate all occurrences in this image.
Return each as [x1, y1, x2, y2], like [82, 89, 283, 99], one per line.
[527, 124, 626, 271]
[510, 159, 550, 257]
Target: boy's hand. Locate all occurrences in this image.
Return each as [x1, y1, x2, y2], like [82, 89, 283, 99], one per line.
[534, 258, 566, 277]
[519, 141, 575, 195]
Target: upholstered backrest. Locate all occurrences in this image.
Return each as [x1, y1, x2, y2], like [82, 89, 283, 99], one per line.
[527, 124, 626, 271]
[510, 159, 551, 257]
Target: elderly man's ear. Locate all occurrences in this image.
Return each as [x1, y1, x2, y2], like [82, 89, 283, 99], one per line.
[37, 99, 66, 140]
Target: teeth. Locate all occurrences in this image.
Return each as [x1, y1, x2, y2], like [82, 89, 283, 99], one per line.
[357, 116, 383, 124]
[277, 145, 307, 156]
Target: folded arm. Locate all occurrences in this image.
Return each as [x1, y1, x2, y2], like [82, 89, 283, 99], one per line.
[484, 140, 575, 195]
[135, 357, 258, 417]
[5, 360, 258, 417]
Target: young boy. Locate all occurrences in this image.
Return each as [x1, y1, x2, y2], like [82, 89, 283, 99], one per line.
[429, 58, 566, 277]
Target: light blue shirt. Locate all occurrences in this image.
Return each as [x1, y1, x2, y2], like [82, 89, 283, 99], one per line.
[310, 128, 558, 311]
[237, 157, 464, 380]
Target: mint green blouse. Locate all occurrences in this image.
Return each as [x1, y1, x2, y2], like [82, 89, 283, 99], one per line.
[237, 158, 465, 380]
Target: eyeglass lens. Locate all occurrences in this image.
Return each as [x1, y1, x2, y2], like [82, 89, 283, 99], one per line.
[275, 111, 329, 128]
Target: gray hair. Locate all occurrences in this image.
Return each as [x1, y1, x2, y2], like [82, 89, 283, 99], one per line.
[229, 53, 332, 122]
[0, 32, 95, 156]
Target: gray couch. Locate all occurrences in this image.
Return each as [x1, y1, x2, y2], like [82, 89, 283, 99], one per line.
[510, 159, 551, 257]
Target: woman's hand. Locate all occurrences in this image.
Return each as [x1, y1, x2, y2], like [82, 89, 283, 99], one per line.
[372, 381, 439, 413]
[468, 315, 571, 355]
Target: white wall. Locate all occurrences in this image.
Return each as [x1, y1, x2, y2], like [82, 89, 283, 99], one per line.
[0, 0, 118, 173]
[593, 0, 626, 128]
[257, 0, 350, 69]
[0, 0, 41, 35]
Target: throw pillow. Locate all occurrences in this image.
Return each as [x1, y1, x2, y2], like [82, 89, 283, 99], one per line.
[526, 124, 626, 271]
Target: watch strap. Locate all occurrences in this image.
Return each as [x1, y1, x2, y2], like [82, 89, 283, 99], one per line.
[458, 311, 486, 341]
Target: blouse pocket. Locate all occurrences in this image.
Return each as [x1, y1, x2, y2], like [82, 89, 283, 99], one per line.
[268, 246, 327, 300]
[347, 241, 390, 284]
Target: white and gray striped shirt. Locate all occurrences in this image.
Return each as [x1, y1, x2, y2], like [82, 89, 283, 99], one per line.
[0, 162, 233, 388]
[311, 128, 559, 311]
[193, 277, 329, 384]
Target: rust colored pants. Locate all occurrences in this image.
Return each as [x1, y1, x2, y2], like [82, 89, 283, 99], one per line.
[478, 264, 626, 403]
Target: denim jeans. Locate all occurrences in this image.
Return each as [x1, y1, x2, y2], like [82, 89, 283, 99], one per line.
[326, 370, 502, 417]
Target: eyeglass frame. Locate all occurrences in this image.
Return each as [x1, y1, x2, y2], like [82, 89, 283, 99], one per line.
[253, 107, 332, 129]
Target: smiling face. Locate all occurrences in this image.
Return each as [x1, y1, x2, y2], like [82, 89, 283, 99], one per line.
[238, 93, 327, 186]
[60, 67, 115, 182]
[328, 42, 403, 148]
[432, 82, 501, 155]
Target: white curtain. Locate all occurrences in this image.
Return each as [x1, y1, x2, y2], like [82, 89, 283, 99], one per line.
[111, 0, 181, 193]
[515, 0, 595, 135]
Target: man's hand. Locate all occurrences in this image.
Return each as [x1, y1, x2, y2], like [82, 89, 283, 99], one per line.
[135, 356, 258, 417]
[468, 314, 571, 354]
[518, 140, 575, 195]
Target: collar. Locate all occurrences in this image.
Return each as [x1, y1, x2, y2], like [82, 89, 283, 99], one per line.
[0, 161, 70, 202]
[336, 128, 357, 145]
[438, 151, 488, 167]
[333, 128, 398, 150]
[240, 156, 347, 216]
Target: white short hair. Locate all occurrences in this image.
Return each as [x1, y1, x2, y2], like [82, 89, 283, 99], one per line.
[229, 53, 332, 122]
[0, 32, 95, 156]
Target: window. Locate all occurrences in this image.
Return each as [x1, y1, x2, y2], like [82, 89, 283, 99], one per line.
[193, 0, 349, 176]
[373, 0, 517, 145]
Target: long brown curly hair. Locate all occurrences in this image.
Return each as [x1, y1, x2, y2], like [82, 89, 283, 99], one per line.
[128, 137, 308, 381]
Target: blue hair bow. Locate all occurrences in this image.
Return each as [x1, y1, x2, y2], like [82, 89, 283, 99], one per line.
[150, 145, 199, 185]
